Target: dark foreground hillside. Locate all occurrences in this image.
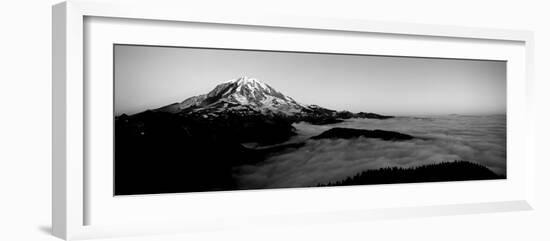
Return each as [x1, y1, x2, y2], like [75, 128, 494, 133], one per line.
[115, 109, 502, 195]
[114, 111, 403, 195]
[318, 161, 504, 187]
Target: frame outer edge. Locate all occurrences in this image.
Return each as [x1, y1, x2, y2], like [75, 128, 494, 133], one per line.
[55, 1, 535, 239]
[74, 0, 529, 42]
[52, 2, 68, 240]
[524, 32, 536, 209]
[53, 1, 86, 240]
[66, 0, 85, 240]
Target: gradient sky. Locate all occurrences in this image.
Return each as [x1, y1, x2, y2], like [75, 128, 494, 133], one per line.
[114, 44, 506, 116]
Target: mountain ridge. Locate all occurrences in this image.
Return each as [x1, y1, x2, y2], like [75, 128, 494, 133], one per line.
[157, 76, 307, 116]
[148, 76, 393, 123]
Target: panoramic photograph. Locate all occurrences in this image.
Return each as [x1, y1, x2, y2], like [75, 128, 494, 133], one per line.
[113, 44, 506, 195]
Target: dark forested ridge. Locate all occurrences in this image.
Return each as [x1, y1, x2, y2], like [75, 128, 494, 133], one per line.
[317, 161, 504, 187]
[311, 127, 414, 141]
[114, 110, 272, 195]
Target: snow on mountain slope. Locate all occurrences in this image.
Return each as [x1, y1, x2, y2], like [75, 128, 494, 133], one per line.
[163, 76, 310, 116]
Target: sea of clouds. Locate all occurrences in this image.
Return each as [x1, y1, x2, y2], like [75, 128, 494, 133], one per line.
[234, 115, 506, 189]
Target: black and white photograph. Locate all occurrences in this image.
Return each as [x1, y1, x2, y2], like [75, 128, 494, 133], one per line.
[114, 44, 506, 195]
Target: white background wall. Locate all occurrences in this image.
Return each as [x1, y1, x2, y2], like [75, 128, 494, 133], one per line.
[0, 0, 548, 240]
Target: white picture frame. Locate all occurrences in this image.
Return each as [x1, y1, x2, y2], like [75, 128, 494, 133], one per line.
[52, 0, 535, 240]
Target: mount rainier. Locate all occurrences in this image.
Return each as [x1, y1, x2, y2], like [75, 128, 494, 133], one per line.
[158, 76, 312, 116]
[153, 76, 392, 123]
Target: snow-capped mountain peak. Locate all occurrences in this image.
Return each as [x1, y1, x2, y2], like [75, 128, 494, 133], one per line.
[161, 76, 307, 116]
[220, 76, 281, 99]
[225, 76, 264, 86]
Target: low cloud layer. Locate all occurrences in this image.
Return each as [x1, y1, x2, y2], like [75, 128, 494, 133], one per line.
[234, 115, 506, 189]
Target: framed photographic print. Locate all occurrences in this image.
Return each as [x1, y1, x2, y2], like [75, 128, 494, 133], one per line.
[113, 45, 507, 195]
[53, 0, 535, 240]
